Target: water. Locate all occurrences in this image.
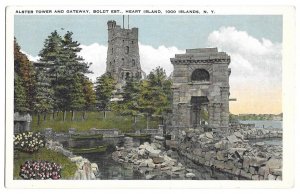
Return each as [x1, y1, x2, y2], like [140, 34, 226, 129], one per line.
[60, 137, 240, 180]
[239, 120, 282, 146]
[239, 120, 282, 130]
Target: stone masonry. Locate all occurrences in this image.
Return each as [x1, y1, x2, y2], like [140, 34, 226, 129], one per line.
[106, 20, 142, 89]
[170, 48, 231, 131]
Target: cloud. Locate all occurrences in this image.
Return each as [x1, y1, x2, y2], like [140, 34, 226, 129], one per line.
[79, 43, 107, 82]
[139, 44, 185, 76]
[78, 42, 184, 82]
[21, 50, 40, 62]
[207, 26, 282, 113]
[207, 26, 282, 86]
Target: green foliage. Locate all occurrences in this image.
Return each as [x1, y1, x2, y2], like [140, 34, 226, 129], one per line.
[69, 74, 86, 111]
[95, 73, 116, 111]
[14, 73, 29, 113]
[33, 63, 54, 114]
[114, 78, 140, 117]
[138, 67, 172, 117]
[82, 77, 96, 111]
[14, 148, 77, 179]
[14, 38, 36, 113]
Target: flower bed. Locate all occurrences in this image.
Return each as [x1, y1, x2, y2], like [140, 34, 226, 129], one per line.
[14, 132, 45, 153]
[19, 160, 62, 180]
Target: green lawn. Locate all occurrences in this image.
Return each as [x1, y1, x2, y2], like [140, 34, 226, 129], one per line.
[31, 111, 159, 133]
[14, 148, 77, 179]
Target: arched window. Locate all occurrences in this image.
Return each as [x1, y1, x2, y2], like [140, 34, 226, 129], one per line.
[191, 69, 210, 81]
[125, 46, 129, 54]
[132, 59, 135, 66]
[111, 48, 113, 54]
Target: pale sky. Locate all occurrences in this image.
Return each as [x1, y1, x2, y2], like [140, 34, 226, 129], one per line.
[14, 15, 282, 114]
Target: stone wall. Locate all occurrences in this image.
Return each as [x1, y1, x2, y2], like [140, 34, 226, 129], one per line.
[174, 128, 282, 180]
[46, 140, 98, 180]
[14, 112, 32, 133]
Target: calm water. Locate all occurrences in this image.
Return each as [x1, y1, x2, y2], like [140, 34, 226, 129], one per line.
[239, 120, 282, 130]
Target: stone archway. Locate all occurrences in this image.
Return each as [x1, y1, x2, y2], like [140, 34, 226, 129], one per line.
[190, 96, 209, 128]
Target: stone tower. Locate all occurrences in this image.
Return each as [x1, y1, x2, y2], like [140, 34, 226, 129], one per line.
[106, 20, 142, 88]
[170, 48, 231, 131]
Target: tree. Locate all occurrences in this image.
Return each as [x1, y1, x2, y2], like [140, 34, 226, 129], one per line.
[38, 30, 92, 121]
[95, 73, 116, 118]
[14, 38, 36, 112]
[14, 73, 29, 113]
[69, 74, 86, 121]
[33, 63, 54, 125]
[116, 78, 140, 126]
[82, 77, 96, 119]
[138, 67, 172, 128]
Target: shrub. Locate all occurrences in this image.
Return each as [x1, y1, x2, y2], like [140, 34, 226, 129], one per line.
[14, 132, 45, 153]
[19, 160, 62, 180]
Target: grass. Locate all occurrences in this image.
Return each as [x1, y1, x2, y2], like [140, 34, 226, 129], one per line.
[14, 148, 77, 180]
[31, 111, 159, 133]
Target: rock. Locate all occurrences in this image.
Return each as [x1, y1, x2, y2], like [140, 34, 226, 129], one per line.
[205, 132, 213, 139]
[145, 174, 156, 180]
[266, 158, 282, 169]
[171, 166, 182, 172]
[227, 135, 239, 143]
[186, 168, 193, 173]
[185, 173, 196, 178]
[182, 130, 186, 136]
[91, 163, 98, 173]
[267, 174, 276, 180]
[216, 151, 225, 161]
[70, 156, 83, 163]
[252, 175, 259, 180]
[138, 149, 146, 156]
[154, 136, 165, 141]
[234, 131, 244, 139]
[152, 157, 164, 164]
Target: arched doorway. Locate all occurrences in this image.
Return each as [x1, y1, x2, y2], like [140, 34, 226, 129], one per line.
[191, 69, 210, 81]
[190, 96, 209, 128]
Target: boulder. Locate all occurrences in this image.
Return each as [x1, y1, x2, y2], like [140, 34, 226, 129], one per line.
[266, 158, 282, 169]
[185, 173, 196, 178]
[227, 135, 239, 143]
[205, 132, 214, 139]
[154, 136, 165, 141]
[152, 157, 164, 164]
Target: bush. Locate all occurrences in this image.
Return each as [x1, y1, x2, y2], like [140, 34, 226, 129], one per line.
[14, 132, 45, 153]
[19, 160, 62, 180]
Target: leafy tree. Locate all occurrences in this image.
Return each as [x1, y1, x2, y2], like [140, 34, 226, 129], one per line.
[82, 77, 96, 119]
[14, 73, 29, 113]
[95, 73, 116, 118]
[69, 74, 86, 120]
[138, 67, 172, 128]
[33, 63, 54, 124]
[116, 78, 140, 126]
[14, 38, 36, 112]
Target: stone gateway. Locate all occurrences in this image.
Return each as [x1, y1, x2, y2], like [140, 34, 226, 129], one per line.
[170, 48, 231, 131]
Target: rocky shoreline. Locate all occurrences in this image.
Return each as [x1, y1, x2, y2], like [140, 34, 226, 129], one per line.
[112, 137, 197, 179]
[176, 128, 282, 180]
[46, 140, 99, 180]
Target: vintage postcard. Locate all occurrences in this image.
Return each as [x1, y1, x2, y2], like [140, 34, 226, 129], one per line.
[5, 5, 295, 188]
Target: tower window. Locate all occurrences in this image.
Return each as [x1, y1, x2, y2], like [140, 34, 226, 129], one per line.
[111, 48, 113, 54]
[125, 46, 129, 54]
[132, 59, 135, 66]
[132, 41, 134, 44]
[122, 58, 124, 65]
